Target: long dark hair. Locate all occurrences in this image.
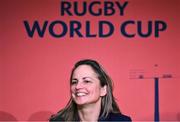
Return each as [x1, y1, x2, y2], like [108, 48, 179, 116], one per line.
[50, 59, 121, 121]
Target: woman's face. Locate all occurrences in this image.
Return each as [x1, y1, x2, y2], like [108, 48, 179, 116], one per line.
[70, 65, 107, 106]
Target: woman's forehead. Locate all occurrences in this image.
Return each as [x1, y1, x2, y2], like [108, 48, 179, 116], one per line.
[72, 65, 98, 78]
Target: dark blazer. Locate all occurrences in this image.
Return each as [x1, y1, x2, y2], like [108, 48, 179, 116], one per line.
[99, 112, 131, 121]
[49, 112, 131, 121]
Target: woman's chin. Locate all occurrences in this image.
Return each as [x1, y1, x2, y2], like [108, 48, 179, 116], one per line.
[74, 100, 88, 106]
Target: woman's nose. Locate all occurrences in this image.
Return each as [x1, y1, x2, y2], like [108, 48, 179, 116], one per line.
[75, 82, 84, 89]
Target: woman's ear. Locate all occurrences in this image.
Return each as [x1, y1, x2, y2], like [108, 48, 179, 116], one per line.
[100, 85, 107, 96]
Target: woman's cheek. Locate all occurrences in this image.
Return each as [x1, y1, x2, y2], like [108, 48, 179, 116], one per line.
[70, 85, 75, 93]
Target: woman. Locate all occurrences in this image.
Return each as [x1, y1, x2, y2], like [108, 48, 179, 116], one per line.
[50, 59, 131, 121]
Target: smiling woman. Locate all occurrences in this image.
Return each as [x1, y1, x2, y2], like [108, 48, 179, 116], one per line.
[49, 59, 131, 121]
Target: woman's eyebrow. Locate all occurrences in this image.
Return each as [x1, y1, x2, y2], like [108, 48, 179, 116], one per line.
[82, 76, 97, 80]
[72, 78, 78, 81]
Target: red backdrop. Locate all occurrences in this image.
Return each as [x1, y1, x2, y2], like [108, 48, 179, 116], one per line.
[1, 0, 180, 121]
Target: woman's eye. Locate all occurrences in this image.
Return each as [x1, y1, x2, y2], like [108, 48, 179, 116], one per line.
[84, 80, 91, 83]
[71, 80, 77, 84]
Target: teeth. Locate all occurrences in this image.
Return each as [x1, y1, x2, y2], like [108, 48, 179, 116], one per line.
[76, 93, 86, 96]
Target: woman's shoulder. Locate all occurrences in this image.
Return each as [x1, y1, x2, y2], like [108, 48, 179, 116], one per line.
[104, 112, 132, 121]
[49, 114, 65, 121]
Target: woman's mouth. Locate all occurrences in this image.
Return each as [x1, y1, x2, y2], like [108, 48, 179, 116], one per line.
[76, 92, 87, 97]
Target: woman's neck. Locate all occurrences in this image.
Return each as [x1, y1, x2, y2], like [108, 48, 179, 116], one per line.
[77, 98, 101, 122]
